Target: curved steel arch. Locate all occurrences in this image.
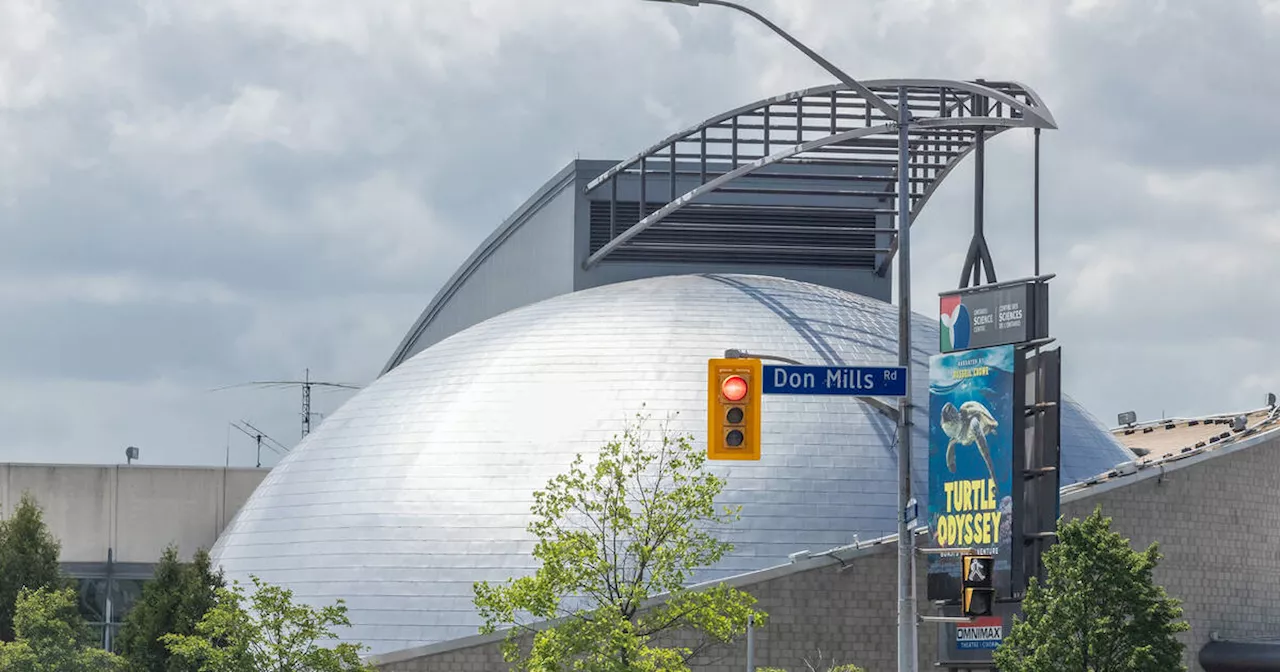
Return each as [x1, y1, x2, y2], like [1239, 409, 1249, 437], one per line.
[581, 78, 1056, 271]
[583, 79, 1054, 195]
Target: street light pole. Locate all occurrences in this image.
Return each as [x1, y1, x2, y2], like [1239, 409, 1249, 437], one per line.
[641, 2, 917, 670]
[643, 0, 900, 120]
[895, 86, 916, 672]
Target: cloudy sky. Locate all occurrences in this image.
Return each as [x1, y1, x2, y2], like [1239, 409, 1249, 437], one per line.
[2, 0, 1276, 467]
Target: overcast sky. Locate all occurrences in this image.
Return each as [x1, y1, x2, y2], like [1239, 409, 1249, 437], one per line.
[2, 0, 1276, 467]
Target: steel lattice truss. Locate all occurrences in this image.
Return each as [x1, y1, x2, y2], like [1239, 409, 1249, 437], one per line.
[582, 79, 1056, 275]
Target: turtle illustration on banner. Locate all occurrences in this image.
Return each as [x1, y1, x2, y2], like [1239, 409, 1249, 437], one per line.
[940, 399, 999, 485]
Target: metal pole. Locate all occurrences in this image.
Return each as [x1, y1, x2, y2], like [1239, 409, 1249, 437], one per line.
[1034, 127, 1041, 276]
[642, 2, 913, 667]
[747, 613, 755, 671]
[910, 527, 919, 663]
[895, 86, 916, 672]
[973, 130, 985, 286]
[105, 547, 114, 651]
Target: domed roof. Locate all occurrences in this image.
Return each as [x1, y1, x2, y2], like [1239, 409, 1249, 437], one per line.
[211, 273, 1129, 655]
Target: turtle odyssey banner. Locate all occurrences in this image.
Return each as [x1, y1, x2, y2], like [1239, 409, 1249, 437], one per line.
[926, 344, 1016, 601]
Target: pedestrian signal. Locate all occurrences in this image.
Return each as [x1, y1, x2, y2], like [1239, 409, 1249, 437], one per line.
[962, 554, 994, 617]
[707, 358, 762, 461]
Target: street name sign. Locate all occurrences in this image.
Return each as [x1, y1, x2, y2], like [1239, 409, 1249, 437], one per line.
[763, 365, 907, 397]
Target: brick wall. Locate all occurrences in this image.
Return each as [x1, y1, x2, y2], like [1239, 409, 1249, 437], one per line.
[375, 433, 1280, 672]
[1059, 435, 1280, 670]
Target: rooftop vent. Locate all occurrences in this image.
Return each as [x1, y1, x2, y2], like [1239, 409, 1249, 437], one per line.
[1232, 415, 1247, 432]
[1114, 461, 1139, 476]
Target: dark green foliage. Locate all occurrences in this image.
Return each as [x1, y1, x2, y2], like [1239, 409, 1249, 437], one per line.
[117, 545, 225, 672]
[0, 493, 65, 642]
[993, 506, 1190, 672]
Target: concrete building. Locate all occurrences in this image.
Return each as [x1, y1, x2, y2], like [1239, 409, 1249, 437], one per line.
[0, 463, 268, 647]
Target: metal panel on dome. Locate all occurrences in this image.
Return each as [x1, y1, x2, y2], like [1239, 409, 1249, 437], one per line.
[212, 274, 1131, 656]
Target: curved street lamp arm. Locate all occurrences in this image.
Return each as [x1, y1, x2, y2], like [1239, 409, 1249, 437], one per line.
[666, 0, 902, 121]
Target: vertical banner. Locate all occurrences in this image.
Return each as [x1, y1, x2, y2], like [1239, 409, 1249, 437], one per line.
[926, 344, 1017, 601]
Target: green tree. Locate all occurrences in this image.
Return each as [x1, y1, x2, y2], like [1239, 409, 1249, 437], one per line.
[0, 585, 124, 671]
[760, 664, 864, 672]
[473, 413, 765, 672]
[117, 545, 225, 671]
[0, 492, 65, 641]
[161, 575, 372, 672]
[993, 506, 1189, 672]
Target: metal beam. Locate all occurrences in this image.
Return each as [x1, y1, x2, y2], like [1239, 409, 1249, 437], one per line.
[584, 79, 1055, 195]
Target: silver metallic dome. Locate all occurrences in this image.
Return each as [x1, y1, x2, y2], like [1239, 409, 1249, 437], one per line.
[211, 273, 1129, 655]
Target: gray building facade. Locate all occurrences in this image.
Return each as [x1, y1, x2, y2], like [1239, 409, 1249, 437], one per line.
[0, 463, 268, 648]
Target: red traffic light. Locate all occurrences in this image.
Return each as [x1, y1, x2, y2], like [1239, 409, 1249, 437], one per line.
[721, 375, 748, 401]
[707, 358, 761, 461]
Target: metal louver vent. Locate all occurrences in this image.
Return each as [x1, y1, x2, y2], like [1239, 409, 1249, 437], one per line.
[588, 201, 882, 269]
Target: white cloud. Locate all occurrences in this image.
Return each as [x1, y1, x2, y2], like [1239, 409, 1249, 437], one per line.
[0, 272, 242, 305]
[1, 0, 1278, 461]
[108, 85, 345, 155]
[0, 0, 61, 109]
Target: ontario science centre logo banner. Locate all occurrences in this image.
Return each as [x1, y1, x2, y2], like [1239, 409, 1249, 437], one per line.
[939, 294, 972, 352]
[926, 344, 1016, 600]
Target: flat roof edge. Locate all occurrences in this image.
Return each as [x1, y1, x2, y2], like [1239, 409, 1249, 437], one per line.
[0, 462, 270, 472]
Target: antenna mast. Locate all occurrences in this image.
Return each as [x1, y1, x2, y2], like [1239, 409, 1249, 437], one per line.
[303, 368, 314, 438]
[229, 421, 289, 468]
[212, 370, 362, 440]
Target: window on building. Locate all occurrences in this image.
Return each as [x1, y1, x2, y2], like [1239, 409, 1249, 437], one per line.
[66, 564, 155, 651]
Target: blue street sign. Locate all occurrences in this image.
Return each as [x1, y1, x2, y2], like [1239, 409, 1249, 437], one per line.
[762, 365, 908, 397]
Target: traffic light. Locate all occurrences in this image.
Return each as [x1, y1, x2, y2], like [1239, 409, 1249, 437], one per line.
[962, 555, 995, 617]
[707, 358, 762, 460]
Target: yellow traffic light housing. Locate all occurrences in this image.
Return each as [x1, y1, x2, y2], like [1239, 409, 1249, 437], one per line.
[961, 554, 995, 617]
[963, 588, 993, 617]
[707, 358, 762, 461]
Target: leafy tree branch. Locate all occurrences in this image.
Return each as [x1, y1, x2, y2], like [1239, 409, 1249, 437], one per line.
[474, 411, 766, 672]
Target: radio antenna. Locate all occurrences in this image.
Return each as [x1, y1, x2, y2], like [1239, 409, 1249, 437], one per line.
[213, 368, 362, 439]
[229, 421, 288, 468]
